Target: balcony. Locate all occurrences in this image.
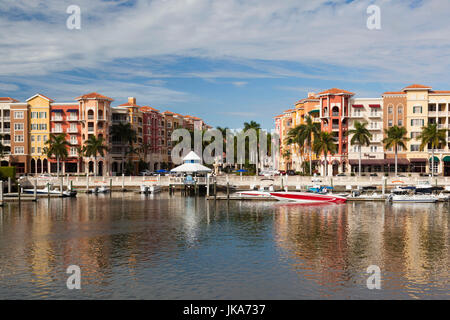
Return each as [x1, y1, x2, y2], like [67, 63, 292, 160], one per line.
[428, 111, 437, 117]
[2, 117, 10, 121]
[67, 127, 78, 133]
[70, 140, 78, 145]
[351, 113, 364, 118]
[2, 128, 10, 133]
[97, 117, 106, 121]
[438, 124, 446, 129]
[331, 112, 340, 117]
[2, 140, 10, 145]
[51, 116, 63, 121]
[332, 125, 340, 131]
[368, 113, 381, 118]
[52, 128, 63, 133]
[68, 116, 78, 121]
[88, 127, 94, 133]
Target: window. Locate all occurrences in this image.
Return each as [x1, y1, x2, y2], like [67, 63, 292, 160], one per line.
[398, 119, 403, 126]
[37, 147, 41, 154]
[14, 146, 24, 154]
[398, 106, 403, 114]
[39, 112, 47, 118]
[413, 106, 422, 113]
[411, 119, 424, 126]
[370, 146, 377, 152]
[14, 123, 24, 131]
[388, 120, 393, 127]
[31, 147, 35, 154]
[411, 132, 420, 139]
[70, 147, 77, 156]
[31, 124, 38, 130]
[39, 124, 47, 130]
[388, 107, 393, 114]
[14, 111, 24, 119]
[411, 145, 420, 151]
[43, 135, 47, 142]
[37, 135, 41, 142]
[31, 135, 35, 142]
[14, 135, 24, 142]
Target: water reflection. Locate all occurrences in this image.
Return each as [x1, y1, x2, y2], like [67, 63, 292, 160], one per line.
[0, 195, 448, 299]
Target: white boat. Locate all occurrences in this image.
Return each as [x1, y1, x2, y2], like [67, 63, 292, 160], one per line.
[269, 191, 347, 204]
[91, 186, 109, 193]
[236, 185, 274, 198]
[23, 186, 77, 197]
[140, 185, 161, 194]
[391, 194, 437, 203]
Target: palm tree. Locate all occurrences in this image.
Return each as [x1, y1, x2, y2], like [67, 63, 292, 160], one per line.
[282, 149, 291, 170]
[44, 133, 70, 177]
[84, 135, 108, 176]
[243, 121, 261, 131]
[76, 145, 85, 174]
[243, 121, 261, 174]
[111, 123, 137, 173]
[286, 116, 319, 175]
[347, 121, 372, 176]
[313, 131, 338, 176]
[383, 126, 409, 177]
[417, 123, 447, 177]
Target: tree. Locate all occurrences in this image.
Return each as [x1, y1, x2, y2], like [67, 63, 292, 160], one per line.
[84, 135, 108, 176]
[44, 133, 70, 177]
[76, 145, 85, 174]
[0, 134, 7, 159]
[243, 121, 261, 174]
[285, 116, 319, 175]
[382, 126, 409, 177]
[111, 123, 137, 173]
[417, 123, 447, 177]
[282, 149, 291, 170]
[347, 121, 372, 176]
[313, 132, 338, 176]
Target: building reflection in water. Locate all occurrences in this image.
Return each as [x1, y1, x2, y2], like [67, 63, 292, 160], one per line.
[273, 202, 449, 297]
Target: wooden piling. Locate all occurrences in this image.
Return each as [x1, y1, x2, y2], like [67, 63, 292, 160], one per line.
[8, 177, 11, 193]
[34, 179, 37, 201]
[206, 174, 210, 197]
[18, 183, 21, 204]
[86, 173, 90, 192]
[226, 182, 229, 200]
[0, 180, 3, 206]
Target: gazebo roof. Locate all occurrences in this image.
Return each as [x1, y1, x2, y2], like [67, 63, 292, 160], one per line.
[183, 151, 201, 162]
[170, 163, 212, 173]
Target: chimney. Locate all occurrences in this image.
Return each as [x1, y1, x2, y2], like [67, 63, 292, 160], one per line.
[308, 92, 315, 98]
[128, 97, 136, 105]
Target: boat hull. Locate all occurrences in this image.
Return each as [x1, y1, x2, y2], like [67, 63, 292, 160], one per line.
[269, 192, 347, 204]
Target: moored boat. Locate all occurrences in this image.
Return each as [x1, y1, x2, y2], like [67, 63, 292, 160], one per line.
[390, 194, 437, 203]
[269, 191, 347, 204]
[23, 186, 77, 197]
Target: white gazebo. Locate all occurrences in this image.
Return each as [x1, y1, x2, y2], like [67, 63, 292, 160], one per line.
[170, 151, 212, 174]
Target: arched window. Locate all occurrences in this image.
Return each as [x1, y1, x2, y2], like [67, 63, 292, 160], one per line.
[88, 110, 94, 120]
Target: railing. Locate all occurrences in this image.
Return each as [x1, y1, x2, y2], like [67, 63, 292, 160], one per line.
[351, 113, 363, 117]
[428, 111, 437, 117]
[70, 140, 78, 145]
[2, 140, 10, 144]
[369, 113, 381, 117]
[88, 128, 94, 132]
[51, 116, 63, 121]
[68, 128, 78, 133]
[3, 117, 10, 121]
[52, 128, 63, 133]
[427, 149, 446, 153]
[332, 112, 340, 117]
[68, 116, 78, 121]
[2, 128, 10, 133]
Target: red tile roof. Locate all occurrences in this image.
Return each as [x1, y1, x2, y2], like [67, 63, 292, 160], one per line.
[317, 88, 355, 96]
[76, 92, 114, 101]
[402, 84, 432, 90]
[430, 90, 450, 94]
[141, 106, 160, 112]
[0, 97, 19, 102]
[382, 91, 405, 95]
[118, 102, 140, 108]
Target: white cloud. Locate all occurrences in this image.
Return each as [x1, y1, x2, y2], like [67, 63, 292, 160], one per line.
[231, 81, 248, 87]
[0, 0, 449, 85]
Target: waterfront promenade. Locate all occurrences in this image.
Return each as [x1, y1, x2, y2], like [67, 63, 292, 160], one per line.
[23, 174, 450, 190]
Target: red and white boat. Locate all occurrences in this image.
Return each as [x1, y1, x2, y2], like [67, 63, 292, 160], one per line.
[269, 191, 347, 204]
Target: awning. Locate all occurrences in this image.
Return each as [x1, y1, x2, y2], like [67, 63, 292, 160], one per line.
[385, 158, 410, 165]
[51, 109, 63, 112]
[369, 104, 381, 108]
[352, 104, 364, 108]
[308, 109, 319, 114]
[429, 156, 439, 162]
[67, 109, 78, 112]
[443, 156, 450, 162]
[410, 158, 427, 163]
[349, 159, 385, 166]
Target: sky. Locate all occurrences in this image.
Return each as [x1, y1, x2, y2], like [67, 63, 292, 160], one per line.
[1, 0, 450, 129]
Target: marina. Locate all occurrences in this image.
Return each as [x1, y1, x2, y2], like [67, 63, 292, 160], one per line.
[0, 193, 448, 299]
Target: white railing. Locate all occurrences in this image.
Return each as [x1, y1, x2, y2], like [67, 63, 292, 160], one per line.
[68, 128, 78, 133]
[51, 116, 63, 121]
[68, 116, 78, 121]
[52, 128, 63, 133]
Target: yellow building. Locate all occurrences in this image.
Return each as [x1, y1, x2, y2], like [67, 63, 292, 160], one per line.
[26, 94, 52, 170]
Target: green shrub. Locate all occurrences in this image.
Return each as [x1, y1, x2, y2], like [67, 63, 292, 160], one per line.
[0, 166, 16, 180]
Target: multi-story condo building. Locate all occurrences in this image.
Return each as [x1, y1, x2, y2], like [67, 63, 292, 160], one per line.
[0, 91, 208, 176]
[348, 98, 384, 173]
[275, 84, 450, 177]
[318, 88, 353, 176]
[141, 106, 163, 171]
[0, 98, 14, 166]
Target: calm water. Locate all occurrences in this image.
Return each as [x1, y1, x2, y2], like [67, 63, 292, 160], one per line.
[0, 193, 448, 299]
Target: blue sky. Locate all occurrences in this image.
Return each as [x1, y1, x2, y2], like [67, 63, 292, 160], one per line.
[1, 0, 449, 129]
